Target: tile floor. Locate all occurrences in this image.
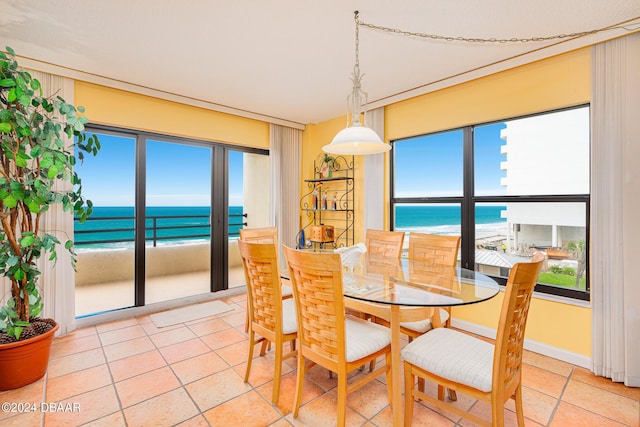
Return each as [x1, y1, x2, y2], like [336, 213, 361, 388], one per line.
[1, 293, 638, 427]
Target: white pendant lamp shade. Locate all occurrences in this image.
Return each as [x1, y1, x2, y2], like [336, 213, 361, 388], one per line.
[322, 11, 391, 156]
[324, 124, 390, 155]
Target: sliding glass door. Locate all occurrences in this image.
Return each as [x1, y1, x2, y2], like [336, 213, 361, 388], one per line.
[144, 139, 213, 304]
[74, 131, 137, 316]
[75, 126, 269, 317]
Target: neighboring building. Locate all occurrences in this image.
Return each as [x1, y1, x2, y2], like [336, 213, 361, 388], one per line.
[499, 107, 589, 255]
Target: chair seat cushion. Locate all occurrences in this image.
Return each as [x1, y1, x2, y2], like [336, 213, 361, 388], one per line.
[400, 308, 450, 333]
[281, 298, 298, 334]
[345, 315, 391, 362]
[401, 327, 494, 392]
[281, 283, 293, 297]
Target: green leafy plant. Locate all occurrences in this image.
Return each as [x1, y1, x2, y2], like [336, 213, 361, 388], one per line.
[0, 47, 100, 341]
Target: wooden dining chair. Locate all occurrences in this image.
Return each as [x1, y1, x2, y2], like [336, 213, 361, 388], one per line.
[239, 227, 293, 332]
[402, 252, 545, 427]
[238, 240, 297, 405]
[365, 229, 405, 258]
[282, 246, 393, 427]
[403, 232, 461, 334]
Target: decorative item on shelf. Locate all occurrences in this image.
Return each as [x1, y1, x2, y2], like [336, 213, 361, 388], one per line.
[320, 154, 335, 178]
[310, 225, 334, 243]
[311, 182, 321, 209]
[331, 192, 337, 210]
[322, 11, 390, 156]
[321, 188, 328, 210]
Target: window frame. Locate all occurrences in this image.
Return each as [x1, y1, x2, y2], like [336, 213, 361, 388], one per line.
[390, 105, 590, 301]
[81, 124, 269, 308]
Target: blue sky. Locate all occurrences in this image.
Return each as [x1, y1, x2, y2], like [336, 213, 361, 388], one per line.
[77, 123, 505, 207]
[393, 122, 506, 197]
[75, 135, 245, 206]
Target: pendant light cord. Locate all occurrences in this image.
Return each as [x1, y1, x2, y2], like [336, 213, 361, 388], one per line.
[357, 15, 640, 44]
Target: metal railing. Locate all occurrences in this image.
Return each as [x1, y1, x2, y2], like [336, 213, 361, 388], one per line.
[74, 213, 247, 247]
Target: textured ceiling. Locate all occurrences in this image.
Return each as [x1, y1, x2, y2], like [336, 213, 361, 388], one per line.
[2, 0, 639, 126]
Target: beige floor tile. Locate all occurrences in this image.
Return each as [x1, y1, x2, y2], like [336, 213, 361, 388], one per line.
[215, 339, 251, 366]
[571, 366, 640, 401]
[185, 369, 251, 412]
[102, 336, 155, 362]
[200, 327, 247, 350]
[287, 392, 366, 427]
[46, 364, 113, 402]
[562, 378, 640, 426]
[394, 402, 456, 427]
[235, 351, 295, 389]
[172, 351, 230, 384]
[219, 311, 247, 328]
[159, 337, 211, 364]
[47, 347, 106, 379]
[256, 370, 325, 415]
[521, 363, 568, 398]
[20, 301, 638, 427]
[50, 334, 102, 359]
[95, 317, 140, 333]
[550, 401, 628, 427]
[55, 325, 98, 342]
[203, 390, 282, 426]
[148, 326, 197, 348]
[175, 414, 212, 427]
[0, 380, 45, 423]
[140, 319, 183, 335]
[0, 411, 43, 427]
[115, 366, 181, 408]
[98, 324, 147, 346]
[341, 378, 390, 419]
[187, 317, 233, 336]
[522, 350, 574, 377]
[43, 384, 121, 426]
[81, 411, 127, 427]
[123, 388, 199, 427]
[108, 349, 166, 382]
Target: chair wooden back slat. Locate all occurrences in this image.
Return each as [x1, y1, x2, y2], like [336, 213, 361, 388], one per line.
[237, 239, 296, 405]
[408, 232, 460, 266]
[366, 229, 405, 258]
[238, 240, 283, 334]
[239, 226, 278, 247]
[283, 246, 345, 368]
[493, 252, 544, 398]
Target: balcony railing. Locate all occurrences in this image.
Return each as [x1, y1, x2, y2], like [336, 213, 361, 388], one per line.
[74, 212, 247, 247]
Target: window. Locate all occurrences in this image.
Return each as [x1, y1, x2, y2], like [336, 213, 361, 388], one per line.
[74, 125, 269, 317]
[391, 105, 590, 300]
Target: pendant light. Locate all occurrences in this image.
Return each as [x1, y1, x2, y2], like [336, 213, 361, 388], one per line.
[323, 11, 390, 155]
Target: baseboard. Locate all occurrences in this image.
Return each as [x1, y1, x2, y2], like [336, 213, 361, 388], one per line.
[451, 318, 592, 369]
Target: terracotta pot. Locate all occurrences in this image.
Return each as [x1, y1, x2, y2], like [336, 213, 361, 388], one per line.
[0, 321, 59, 391]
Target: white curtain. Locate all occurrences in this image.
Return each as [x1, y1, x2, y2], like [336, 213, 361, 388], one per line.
[364, 107, 386, 232]
[591, 33, 640, 387]
[270, 124, 302, 269]
[30, 71, 77, 336]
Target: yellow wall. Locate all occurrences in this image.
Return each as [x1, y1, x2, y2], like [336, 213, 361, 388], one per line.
[307, 48, 592, 357]
[74, 82, 270, 148]
[302, 117, 371, 244]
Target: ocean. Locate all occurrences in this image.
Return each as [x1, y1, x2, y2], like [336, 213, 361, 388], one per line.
[74, 205, 506, 249]
[74, 206, 245, 249]
[394, 205, 507, 238]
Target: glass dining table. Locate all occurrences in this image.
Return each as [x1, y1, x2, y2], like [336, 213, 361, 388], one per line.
[338, 253, 501, 426]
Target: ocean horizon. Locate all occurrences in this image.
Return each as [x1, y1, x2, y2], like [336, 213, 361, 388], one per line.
[74, 205, 506, 249]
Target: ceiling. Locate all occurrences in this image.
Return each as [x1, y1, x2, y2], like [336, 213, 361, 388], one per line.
[2, 1, 639, 127]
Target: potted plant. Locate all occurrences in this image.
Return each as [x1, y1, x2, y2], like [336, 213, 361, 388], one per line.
[0, 47, 100, 390]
